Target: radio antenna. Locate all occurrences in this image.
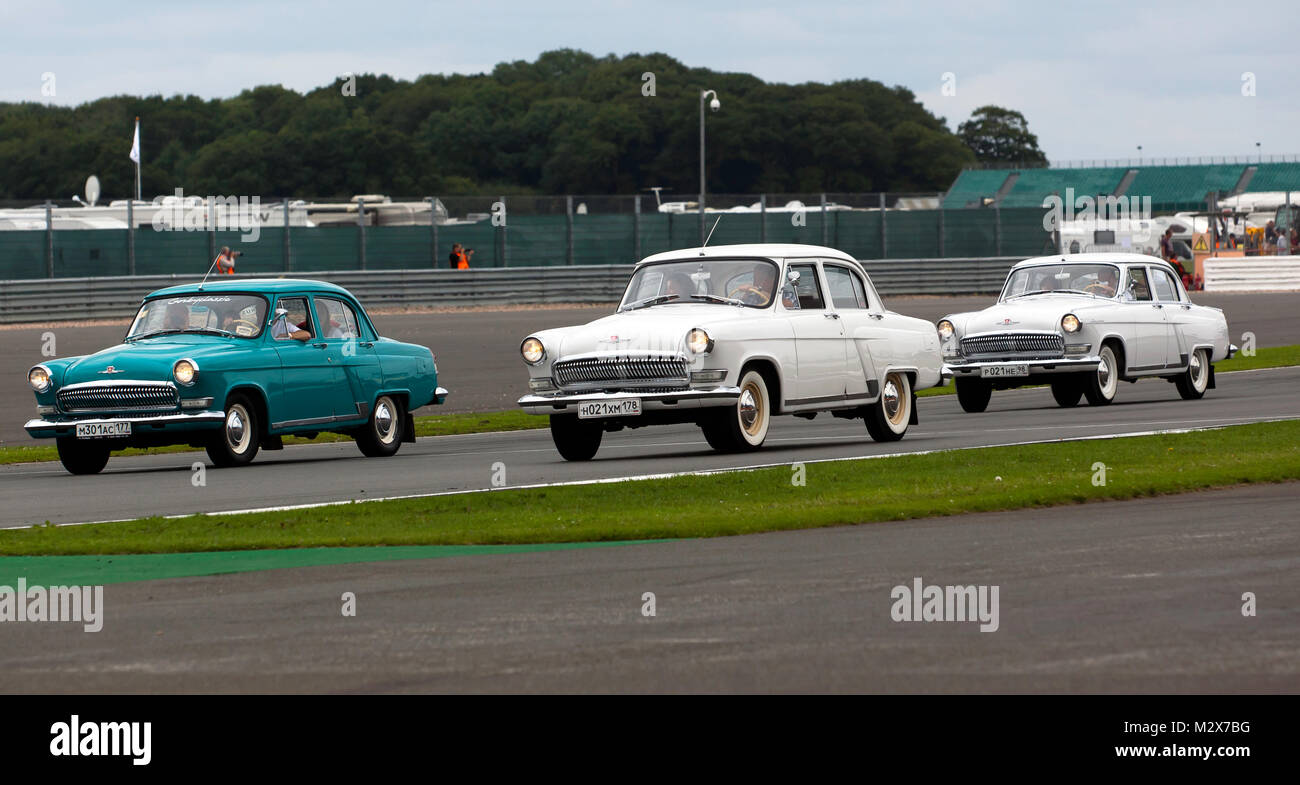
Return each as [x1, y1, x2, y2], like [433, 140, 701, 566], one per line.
[702, 215, 722, 248]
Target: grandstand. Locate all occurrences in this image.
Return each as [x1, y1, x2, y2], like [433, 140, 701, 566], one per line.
[943, 161, 1300, 212]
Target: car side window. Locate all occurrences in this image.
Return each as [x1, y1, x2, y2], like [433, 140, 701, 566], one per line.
[273, 296, 314, 340]
[1151, 268, 1180, 302]
[1126, 268, 1152, 301]
[824, 265, 868, 309]
[315, 297, 361, 340]
[787, 263, 824, 309]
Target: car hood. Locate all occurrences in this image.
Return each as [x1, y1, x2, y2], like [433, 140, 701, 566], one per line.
[61, 336, 247, 386]
[550, 304, 762, 359]
[952, 294, 1111, 335]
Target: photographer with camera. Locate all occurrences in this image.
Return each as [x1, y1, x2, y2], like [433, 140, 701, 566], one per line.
[214, 246, 242, 275]
[448, 243, 474, 270]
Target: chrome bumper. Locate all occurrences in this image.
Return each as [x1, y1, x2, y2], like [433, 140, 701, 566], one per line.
[24, 410, 225, 439]
[944, 356, 1101, 377]
[435, 386, 449, 405]
[518, 386, 741, 415]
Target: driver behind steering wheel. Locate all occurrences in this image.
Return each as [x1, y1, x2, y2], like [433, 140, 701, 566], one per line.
[729, 263, 777, 306]
[1084, 266, 1119, 296]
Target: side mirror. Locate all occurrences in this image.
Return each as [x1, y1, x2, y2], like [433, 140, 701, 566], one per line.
[786, 270, 800, 283]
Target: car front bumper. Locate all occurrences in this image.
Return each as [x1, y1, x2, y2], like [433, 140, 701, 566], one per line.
[24, 411, 226, 440]
[518, 387, 741, 415]
[944, 356, 1101, 378]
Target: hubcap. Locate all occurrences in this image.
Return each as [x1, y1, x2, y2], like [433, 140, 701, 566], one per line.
[226, 406, 249, 452]
[738, 382, 764, 436]
[375, 400, 395, 442]
[1097, 355, 1111, 389]
[1190, 351, 1206, 388]
[883, 378, 902, 423]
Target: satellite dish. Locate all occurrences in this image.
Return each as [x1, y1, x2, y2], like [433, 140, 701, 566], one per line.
[84, 175, 101, 207]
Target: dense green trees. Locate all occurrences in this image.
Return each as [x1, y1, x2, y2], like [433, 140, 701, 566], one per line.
[0, 50, 1021, 201]
[957, 106, 1049, 165]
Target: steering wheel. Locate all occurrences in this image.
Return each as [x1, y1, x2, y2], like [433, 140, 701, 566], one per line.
[1083, 282, 1113, 295]
[229, 318, 259, 335]
[728, 283, 766, 303]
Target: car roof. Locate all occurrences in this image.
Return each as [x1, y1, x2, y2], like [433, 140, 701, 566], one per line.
[638, 243, 860, 267]
[1013, 253, 1177, 272]
[147, 278, 355, 298]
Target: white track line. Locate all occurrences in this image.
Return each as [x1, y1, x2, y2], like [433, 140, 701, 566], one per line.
[32, 414, 1300, 530]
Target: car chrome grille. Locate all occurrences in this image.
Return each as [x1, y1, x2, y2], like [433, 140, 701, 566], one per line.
[960, 332, 1065, 359]
[553, 356, 689, 390]
[57, 383, 179, 413]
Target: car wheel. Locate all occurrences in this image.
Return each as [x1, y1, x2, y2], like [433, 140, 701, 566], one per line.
[356, 395, 404, 457]
[1175, 348, 1210, 400]
[55, 437, 111, 475]
[702, 369, 771, 452]
[1050, 376, 1084, 407]
[1084, 343, 1119, 405]
[865, 371, 911, 442]
[206, 395, 261, 467]
[955, 378, 992, 413]
[549, 414, 603, 461]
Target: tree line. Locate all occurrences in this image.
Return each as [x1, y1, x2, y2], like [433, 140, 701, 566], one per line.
[0, 49, 1047, 201]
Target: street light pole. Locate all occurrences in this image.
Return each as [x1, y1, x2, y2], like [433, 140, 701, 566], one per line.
[699, 89, 719, 245]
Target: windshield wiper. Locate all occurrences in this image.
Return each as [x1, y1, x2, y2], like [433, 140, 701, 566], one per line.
[620, 294, 681, 312]
[688, 294, 747, 307]
[127, 327, 234, 341]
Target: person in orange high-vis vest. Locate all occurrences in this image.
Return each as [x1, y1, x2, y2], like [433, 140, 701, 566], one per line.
[448, 243, 474, 269]
[214, 246, 240, 274]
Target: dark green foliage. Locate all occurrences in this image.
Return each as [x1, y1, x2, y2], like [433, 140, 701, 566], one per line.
[0, 49, 986, 200]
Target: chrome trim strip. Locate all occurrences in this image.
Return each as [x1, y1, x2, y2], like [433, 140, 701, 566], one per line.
[945, 357, 1101, 376]
[25, 411, 224, 430]
[271, 413, 364, 430]
[58, 379, 177, 391]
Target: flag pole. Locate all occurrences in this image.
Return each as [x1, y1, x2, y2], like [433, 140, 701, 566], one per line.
[130, 116, 142, 203]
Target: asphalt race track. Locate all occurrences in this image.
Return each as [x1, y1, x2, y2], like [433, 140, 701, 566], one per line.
[0, 291, 1289, 446]
[1, 365, 1298, 528]
[1, 481, 1295, 693]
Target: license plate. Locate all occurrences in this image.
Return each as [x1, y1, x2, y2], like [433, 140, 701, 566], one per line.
[981, 365, 1029, 378]
[76, 422, 131, 439]
[578, 398, 641, 419]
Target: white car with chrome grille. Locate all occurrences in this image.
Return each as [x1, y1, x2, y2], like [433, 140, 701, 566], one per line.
[518, 244, 944, 460]
[938, 253, 1235, 412]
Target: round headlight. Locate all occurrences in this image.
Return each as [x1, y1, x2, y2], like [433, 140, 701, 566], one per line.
[1061, 314, 1081, 333]
[173, 359, 197, 386]
[686, 328, 712, 354]
[936, 320, 954, 340]
[28, 365, 51, 392]
[521, 337, 545, 365]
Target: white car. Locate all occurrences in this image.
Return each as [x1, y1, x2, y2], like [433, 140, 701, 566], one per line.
[517, 244, 945, 460]
[938, 253, 1235, 412]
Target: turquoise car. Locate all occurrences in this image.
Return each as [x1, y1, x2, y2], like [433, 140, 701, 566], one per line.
[25, 279, 447, 474]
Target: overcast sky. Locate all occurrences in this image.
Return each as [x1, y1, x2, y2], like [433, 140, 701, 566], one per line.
[2, 0, 1293, 163]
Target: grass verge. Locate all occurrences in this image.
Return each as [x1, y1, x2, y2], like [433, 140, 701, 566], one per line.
[2, 419, 1297, 556]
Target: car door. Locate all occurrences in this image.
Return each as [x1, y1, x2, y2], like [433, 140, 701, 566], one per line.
[781, 261, 849, 405]
[1120, 266, 1168, 372]
[822, 263, 879, 400]
[1148, 265, 1186, 368]
[311, 295, 380, 421]
[269, 295, 350, 427]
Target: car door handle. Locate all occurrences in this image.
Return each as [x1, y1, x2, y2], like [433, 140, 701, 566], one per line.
[824, 313, 841, 320]
[1152, 304, 1163, 309]
[311, 342, 328, 349]
[868, 313, 884, 320]
[359, 341, 374, 348]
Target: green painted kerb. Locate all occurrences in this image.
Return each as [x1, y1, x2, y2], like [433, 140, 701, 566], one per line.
[0, 540, 665, 587]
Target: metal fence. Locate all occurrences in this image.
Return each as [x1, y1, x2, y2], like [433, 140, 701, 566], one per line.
[0, 257, 1021, 324]
[0, 192, 1056, 280]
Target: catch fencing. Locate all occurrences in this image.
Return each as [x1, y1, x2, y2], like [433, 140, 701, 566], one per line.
[1202, 256, 1300, 292]
[0, 257, 1020, 324]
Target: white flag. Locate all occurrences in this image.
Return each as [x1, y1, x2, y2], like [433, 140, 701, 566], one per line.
[129, 119, 140, 164]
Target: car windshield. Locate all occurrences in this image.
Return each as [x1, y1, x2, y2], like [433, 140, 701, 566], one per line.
[127, 294, 269, 339]
[620, 259, 780, 310]
[1002, 263, 1122, 300]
